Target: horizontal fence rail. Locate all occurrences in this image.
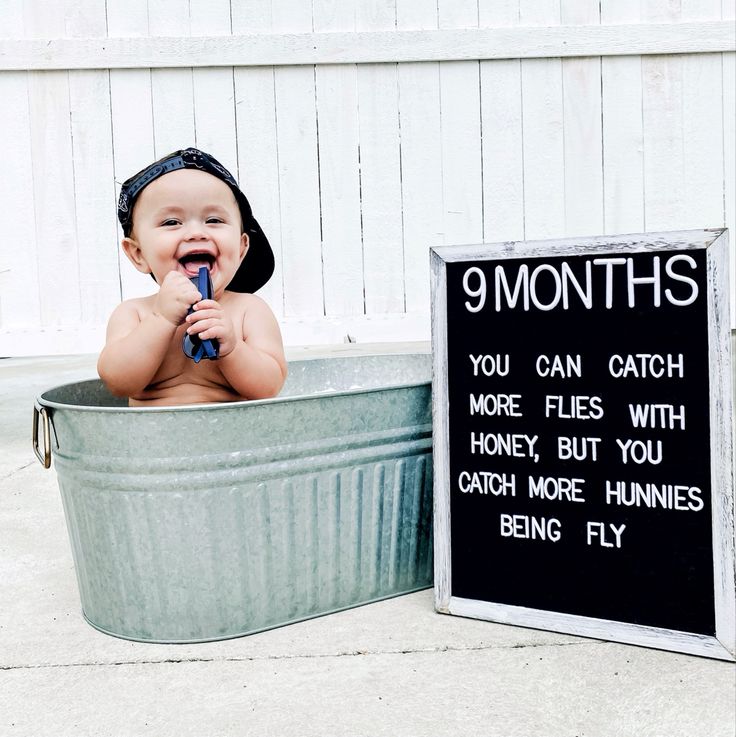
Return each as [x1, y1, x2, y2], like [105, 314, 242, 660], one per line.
[1, 22, 734, 71]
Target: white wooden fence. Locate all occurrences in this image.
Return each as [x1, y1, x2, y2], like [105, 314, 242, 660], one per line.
[0, 0, 734, 357]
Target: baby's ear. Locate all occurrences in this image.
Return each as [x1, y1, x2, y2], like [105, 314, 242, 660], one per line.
[239, 232, 250, 261]
[121, 237, 151, 274]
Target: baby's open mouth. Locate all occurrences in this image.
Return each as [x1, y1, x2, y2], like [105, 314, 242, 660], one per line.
[178, 252, 215, 277]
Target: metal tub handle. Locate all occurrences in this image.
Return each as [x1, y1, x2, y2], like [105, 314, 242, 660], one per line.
[32, 404, 51, 469]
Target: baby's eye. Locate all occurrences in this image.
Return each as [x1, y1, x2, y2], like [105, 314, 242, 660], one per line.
[161, 218, 180, 227]
[206, 217, 224, 224]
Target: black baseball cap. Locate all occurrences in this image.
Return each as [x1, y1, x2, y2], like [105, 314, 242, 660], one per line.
[117, 148, 274, 293]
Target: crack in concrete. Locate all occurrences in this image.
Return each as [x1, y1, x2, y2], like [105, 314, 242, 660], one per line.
[0, 639, 594, 672]
[0, 461, 36, 481]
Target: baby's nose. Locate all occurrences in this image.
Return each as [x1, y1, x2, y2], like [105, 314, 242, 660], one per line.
[184, 224, 208, 240]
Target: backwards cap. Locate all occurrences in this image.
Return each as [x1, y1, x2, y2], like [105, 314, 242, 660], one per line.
[117, 148, 274, 294]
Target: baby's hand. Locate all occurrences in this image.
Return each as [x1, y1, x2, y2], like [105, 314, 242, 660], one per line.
[185, 299, 238, 356]
[154, 271, 201, 326]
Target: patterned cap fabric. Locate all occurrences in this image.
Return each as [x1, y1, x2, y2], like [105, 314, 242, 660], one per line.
[117, 148, 274, 294]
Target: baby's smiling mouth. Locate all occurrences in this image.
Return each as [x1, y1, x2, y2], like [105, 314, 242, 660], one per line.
[178, 252, 215, 277]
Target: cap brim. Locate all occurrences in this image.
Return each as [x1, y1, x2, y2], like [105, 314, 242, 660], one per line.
[227, 215, 275, 294]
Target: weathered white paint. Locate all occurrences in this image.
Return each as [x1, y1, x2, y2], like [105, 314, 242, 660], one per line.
[479, 0, 524, 243]
[562, 1, 604, 237]
[0, 2, 734, 356]
[0, 5, 40, 335]
[357, 0, 405, 315]
[1, 22, 734, 70]
[449, 596, 734, 660]
[438, 6, 484, 249]
[358, 62, 405, 314]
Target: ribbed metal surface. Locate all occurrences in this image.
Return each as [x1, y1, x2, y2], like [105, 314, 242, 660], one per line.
[39, 354, 433, 643]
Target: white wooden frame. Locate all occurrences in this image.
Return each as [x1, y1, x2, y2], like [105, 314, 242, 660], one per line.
[430, 228, 735, 661]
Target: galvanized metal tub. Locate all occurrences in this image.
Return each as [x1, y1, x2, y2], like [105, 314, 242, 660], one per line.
[35, 353, 433, 643]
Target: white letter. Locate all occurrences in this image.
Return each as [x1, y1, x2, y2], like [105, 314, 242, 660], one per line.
[593, 258, 627, 308]
[586, 522, 602, 545]
[530, 264, 563, 311]
[463, 267, 487, 313]
[627, 256, 661, 308]
[610, 523, 626, 548]
[469, 394, 484, 415]
[495, 264, 530, 311]
[561, 260, 593, 309]
[609, 354, 623, 378]
[665, 254, 699, 306]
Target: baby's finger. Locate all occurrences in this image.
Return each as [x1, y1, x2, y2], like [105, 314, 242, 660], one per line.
[186, 307, 220, 324]
[195, 327, 222, 341]
[192, 299, 219, 311]
[186, 317, 220, 335]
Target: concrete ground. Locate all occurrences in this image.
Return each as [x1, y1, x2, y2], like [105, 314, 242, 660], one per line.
[1, 348, 734, 737]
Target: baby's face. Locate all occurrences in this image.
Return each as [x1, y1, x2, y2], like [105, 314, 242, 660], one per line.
[125, 169, 248, 296]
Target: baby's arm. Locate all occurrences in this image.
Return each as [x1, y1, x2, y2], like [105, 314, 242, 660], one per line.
[97, 272, 200, 397]
[186, 294, 286, 399]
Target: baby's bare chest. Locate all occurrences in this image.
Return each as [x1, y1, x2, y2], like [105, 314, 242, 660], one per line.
[154, 328, 229, 389]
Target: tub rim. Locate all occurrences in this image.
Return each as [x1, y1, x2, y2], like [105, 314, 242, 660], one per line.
[36, 353, 432, 414]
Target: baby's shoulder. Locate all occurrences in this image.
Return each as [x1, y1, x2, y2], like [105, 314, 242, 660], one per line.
[112, 295, 155, 320]
[105, 295, 156, 331]
[222, 291, 280, 335]
[222, 290, 271, 314]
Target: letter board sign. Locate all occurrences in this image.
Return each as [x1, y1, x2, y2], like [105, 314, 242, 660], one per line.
[430, 229, 734, 660]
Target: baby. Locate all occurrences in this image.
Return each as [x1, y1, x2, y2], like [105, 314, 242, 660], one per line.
[97, 148, 287, 406]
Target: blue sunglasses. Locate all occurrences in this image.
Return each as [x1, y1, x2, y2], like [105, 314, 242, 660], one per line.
[183, 267, 219, 363]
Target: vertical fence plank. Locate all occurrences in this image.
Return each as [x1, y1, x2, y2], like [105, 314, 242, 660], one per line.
[357, 65, 404, 314]
[231, 2, 283, 311]
[438, 1, 483, 248]
[25, 3, 81, 328]
[642, 1, 685, 231]
[479, 0, 519, 26]
[149, 0, 195, 155]
[357, 0, 405, 315]
[272, 3, 324, 319]
[438, 60, 483, 244]
[107, 0, 157, 301]
[681, 0, 724, 230]
[479, 1, 524, 243]
[0, 2, 41, 345]
[0, 70, 40, 336]
[68, 70, 120, 322]
[561, 0, 604, 237]
[105, 0, 148, 37]
[193, 68, 238, 167]
[439, 0, 483, 243]
[191, 1, 238, 170]
[397, 0, 441, 314]
[313, 1, 364, 317]
[681, 52, 723, 228]
[189, 0, 232, 34]
[233, 66, 284, 310]
[151, 68, 196, 154]
[520, 1, 565, 239]
[601, 0, 645, 234]
[66, 0, 120, 325]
